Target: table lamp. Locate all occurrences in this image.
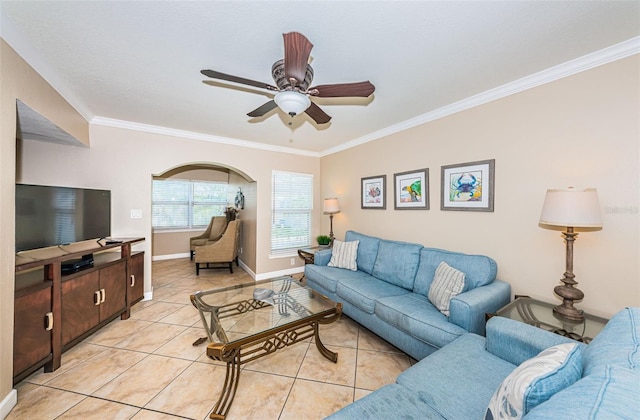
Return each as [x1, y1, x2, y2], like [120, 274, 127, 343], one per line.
[539, 187, 602, 321]
[323, 198, 340, 243]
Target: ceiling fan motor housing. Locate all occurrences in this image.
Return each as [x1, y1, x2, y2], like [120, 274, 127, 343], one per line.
[272, 59, 314, 91]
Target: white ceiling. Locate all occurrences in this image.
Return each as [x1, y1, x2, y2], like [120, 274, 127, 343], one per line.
[1, 1, 639, 155]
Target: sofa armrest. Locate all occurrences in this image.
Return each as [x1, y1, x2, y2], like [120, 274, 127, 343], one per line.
[313, 249, 332, 266]
[485, 316, 582, 366]
[449, 279, 511, 335]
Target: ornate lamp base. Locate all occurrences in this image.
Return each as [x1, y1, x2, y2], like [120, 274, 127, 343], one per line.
[553, 283, 585, 321]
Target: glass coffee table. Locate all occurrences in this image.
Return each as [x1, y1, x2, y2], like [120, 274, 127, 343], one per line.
[190, 276, 342, 419]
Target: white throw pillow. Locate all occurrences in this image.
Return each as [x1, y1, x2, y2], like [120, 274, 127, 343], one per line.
[428, 261, 465, 316]
[328, 240, 359, 271]
[485, 343, 583, 420]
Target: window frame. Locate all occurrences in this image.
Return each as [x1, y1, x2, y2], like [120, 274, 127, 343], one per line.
[270, 170, 313, 257]
[152, 179, 228, 231]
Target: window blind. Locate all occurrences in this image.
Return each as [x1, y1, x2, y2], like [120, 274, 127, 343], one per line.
[271, 170, 313, 255]
[152, 179, 227, 229]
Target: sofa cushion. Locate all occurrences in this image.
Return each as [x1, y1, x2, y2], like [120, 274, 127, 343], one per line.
[523, 365, 640, 419]
[375, 293, 467, 348]
[305, 264, 367, 294]
[398, 333, 516, 420]
[345, 231, 380, 274]
[371, 240, 423, 289]
[485, 343, 583, 420]
[327, 239, 359, 271]
[582, 306, 639, 376]
[428, 261, 465, 316]
[326, 383, 446, 419]
[413, 247, 497, 296]
[336, 276, 408, 314]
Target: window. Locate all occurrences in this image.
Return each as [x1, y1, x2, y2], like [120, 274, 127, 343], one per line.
[152, 179, 227, 230]
[271, 171, 313, 256]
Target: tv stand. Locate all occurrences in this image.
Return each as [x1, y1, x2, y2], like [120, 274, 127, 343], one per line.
[14, 237, 145, 384]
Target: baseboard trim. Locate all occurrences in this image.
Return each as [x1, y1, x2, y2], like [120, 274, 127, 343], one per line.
[142, 289, 153, 301]
[150, 255, 303, 282]
[255, 266, 304, 281]
[0, 389, 17, 419]
[152, 253, 190, 261]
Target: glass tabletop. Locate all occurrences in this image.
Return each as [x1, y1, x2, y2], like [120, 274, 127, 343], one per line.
[496, 297, 609, 343]
[191, 276, 337, 344]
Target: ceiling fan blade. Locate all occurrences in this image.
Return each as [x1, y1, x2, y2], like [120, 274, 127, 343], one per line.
[309, 81, 375, 98]
[305, 102, 332, 124]
[283, 32, 313, 85]
[247, 100, 278, 117]
[201, 69, 278, 91]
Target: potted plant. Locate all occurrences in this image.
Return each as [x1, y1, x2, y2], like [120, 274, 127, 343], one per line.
[316, 235, 331, 247]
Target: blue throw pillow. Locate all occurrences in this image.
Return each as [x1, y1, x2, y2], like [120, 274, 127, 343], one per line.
[485, 343, 583, 419]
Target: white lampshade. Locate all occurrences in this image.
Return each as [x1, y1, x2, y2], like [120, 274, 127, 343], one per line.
[539, 187, 603, 228]
[274, 91, 311, 116]
[323, 198, 340, 214]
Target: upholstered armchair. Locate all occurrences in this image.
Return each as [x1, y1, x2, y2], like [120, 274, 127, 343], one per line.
[189, 216, 228, 260]
[194, 220, 240, 275]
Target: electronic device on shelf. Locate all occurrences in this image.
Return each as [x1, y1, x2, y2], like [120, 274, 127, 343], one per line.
[61, 254, 94, 274]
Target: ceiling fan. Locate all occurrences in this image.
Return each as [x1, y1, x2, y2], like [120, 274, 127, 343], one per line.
[200, 32, 375, 125]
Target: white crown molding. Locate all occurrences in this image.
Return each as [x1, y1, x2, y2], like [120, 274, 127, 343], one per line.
[320, 36, 640, 157]
[90, 116, 320, 157]
[0, 13, 94, 122]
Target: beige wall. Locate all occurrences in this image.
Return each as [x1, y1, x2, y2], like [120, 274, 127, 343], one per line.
[320, 55, 640, 318]
[0, 40, 90, 411]
[18, 124, 321, 282]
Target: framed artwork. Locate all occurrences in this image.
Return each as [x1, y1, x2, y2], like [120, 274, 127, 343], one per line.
[441, 159, 495, 212]
[394, 169, 429, 210]
[361, 175, 386, 209]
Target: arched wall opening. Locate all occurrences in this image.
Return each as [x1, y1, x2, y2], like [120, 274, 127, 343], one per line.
[151, 162, 257, 279]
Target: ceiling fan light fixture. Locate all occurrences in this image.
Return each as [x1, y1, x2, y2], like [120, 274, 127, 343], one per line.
[274, 91, 310, 117]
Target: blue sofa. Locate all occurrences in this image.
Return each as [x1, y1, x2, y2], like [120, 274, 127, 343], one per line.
[305, 230, 511, 360]
[328, 307, 640, 419]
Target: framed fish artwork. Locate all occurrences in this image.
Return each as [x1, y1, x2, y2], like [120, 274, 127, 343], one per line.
[361, 175, 386, 209]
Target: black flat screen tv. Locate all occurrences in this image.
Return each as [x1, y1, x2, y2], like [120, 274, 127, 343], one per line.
[15, 184, 111, 252]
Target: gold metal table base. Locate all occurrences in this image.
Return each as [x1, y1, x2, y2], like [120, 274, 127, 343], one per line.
[205, 303, 342, 419]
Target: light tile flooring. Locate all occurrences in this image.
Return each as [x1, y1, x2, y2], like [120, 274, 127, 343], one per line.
[9, 258, 414, 419]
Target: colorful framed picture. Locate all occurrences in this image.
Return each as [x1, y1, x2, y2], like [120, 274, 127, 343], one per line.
[361, 175, 386, 209]
[394, 169, 429, 210]
[441, 159, 495, 212]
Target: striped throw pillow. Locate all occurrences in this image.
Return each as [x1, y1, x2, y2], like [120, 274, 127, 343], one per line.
[328, 240, 359, 271]
[428, 261, 465, 316]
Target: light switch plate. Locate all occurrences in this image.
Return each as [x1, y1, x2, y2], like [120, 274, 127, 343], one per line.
[130, 209, 142, 219]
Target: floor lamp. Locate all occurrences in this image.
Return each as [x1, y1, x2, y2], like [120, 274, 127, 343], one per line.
[323, 198, 340, 243]
[539, 187, 602, 321]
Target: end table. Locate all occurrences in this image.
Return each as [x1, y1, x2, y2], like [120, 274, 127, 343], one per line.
[493, 296, 608, 343]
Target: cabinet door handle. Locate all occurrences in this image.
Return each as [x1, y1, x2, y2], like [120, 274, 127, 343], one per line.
[45, 312, 54, 331]
[94, 290, 101, 305]
[100, 288, 106, 303]
[130, 274, 135, 287]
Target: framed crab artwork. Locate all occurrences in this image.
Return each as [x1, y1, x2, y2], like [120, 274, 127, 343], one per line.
[441, 159, 495, 212]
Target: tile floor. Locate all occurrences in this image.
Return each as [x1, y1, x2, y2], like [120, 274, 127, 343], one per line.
[9, 258, 414, 419]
